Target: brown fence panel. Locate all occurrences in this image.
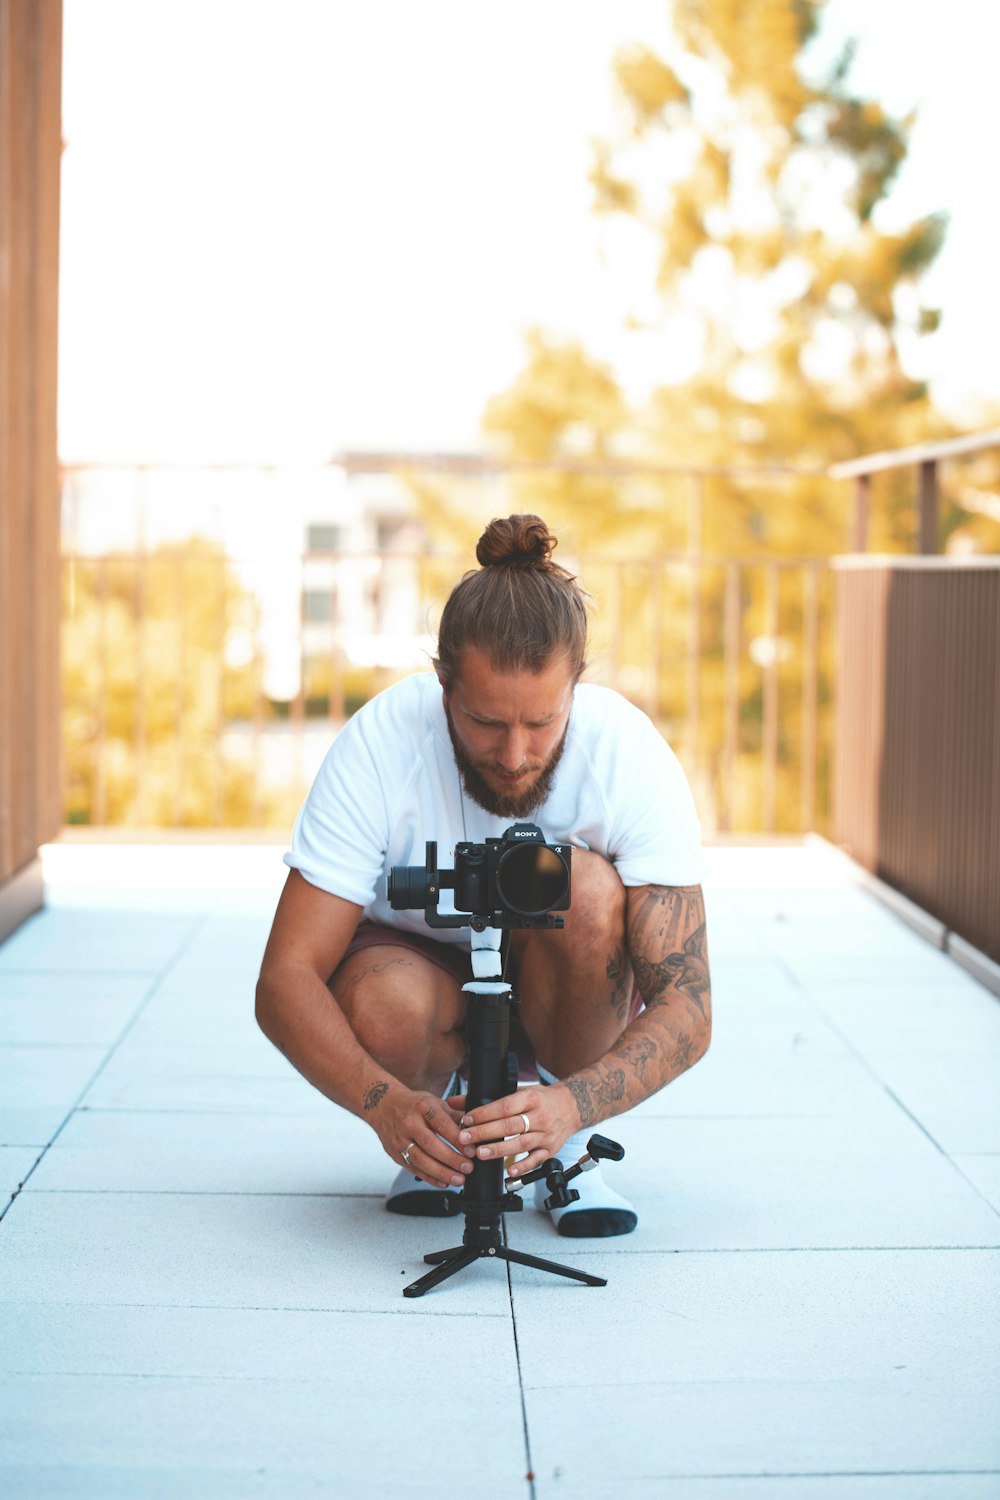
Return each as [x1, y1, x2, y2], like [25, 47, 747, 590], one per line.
[0, 0, 63, 935]
[835, 559, 1000, 963]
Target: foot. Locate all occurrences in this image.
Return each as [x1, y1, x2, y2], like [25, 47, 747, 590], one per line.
[533, 1149, 637, 1238]
[385, 1166, 463, 1217]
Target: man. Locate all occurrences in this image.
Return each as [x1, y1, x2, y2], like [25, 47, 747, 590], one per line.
[256, 514, 711, 1237]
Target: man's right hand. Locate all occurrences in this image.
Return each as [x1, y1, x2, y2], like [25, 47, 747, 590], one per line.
[371, 1086, 474, 1190]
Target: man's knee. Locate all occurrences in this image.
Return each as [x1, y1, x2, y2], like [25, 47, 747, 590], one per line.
[516, 849, 628, 995]
[330, 947, 464, 1075]
[562, 850, 627, 944]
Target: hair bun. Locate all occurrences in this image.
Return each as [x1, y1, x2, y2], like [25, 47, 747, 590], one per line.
[475, 514, 557, 569]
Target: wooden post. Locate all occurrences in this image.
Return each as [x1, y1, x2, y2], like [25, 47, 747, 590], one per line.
[851, 473, 871, 552]
[0, 0, 63, 937]
[918, 459, 939, 555]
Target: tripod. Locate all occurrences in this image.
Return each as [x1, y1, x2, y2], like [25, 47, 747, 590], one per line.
[403, 938, 622, 1298]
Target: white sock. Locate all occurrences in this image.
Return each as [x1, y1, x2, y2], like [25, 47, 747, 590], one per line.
[534, 1063, 637, 1238]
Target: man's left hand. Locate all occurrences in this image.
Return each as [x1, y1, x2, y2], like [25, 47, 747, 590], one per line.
[452, 1085, 581, 1184]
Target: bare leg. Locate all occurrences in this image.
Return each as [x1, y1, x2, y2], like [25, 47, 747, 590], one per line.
[330, 945, 469, 1217]
[512, 850, 631, 1076]
[329, 945, 466, 1097]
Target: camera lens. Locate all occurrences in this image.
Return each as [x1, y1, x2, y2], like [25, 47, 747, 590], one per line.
[495, 844, 569, 917]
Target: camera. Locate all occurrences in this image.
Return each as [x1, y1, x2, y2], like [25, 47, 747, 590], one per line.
[388, 822, 571, 930]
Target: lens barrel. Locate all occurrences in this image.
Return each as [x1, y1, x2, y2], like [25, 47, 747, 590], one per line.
[387, 866, 430, 910]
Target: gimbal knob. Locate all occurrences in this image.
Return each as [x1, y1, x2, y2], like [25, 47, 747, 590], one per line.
[585, 1134, 625, 1163]
[537, 1158, 580, 1212]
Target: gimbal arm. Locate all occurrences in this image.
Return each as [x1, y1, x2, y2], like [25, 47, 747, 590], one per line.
[506, 1134, 625, 1209]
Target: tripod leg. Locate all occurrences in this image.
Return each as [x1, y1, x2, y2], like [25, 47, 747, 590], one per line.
[497, 1246, 607, 1288]
[403, 1246, 480, 1299]
[423, 1245, 465, 1265]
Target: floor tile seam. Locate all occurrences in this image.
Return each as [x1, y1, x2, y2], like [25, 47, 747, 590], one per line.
[1, 1368, 524, 1384]
[18, 1188, 383, 1199]
[528, 1470, 1000, 1483]
[946, 1158, 1000, 1221]
[523, 1371, 996, 1393]
[503, 1244, 537, 1500]
[505, 1243, 1000, 1258]
[769, 952, 972, 1163]
[75, 1106, 333, 1117]
[0, 1297, 507, 1318]
[0, 1042, 130, 1050]
[0, 1145, 48, 1215]
[0, 918, 208, 1228]
[0, 968, 165, 978]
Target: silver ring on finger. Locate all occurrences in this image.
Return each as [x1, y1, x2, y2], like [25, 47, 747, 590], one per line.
[519, 1113, 530, 1135]
[401, 1143, 415, 1169]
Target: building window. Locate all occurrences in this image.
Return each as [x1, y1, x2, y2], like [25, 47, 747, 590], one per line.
[307, 524, 342, 553]
[304, 588, 335, 622]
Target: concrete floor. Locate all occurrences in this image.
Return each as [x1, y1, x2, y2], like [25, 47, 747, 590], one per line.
[1, 839, 998, 1499]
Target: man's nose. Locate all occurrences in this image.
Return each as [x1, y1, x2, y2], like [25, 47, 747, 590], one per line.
[497, 730, 528, 772]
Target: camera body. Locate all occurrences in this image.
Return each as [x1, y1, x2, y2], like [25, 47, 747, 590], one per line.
[388, 822, 571, 930]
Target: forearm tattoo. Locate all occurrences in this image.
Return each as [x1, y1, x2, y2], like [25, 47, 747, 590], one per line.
[564, 884, 711, 1128]
[606, 945, 629, 1022]
[629, 887, 710, 1019]
[566, 1068, 626, 1127]
[633, 924, 709, 1019]
[363, 1081, 389, 1112]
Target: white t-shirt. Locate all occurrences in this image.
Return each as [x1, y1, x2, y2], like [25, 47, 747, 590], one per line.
[285, 672, 702, 946]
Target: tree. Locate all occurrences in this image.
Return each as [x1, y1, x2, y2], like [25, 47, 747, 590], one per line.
[486, 0, 948, 553]
[63, 540, 265, 827]
[411, 1, 954, 833]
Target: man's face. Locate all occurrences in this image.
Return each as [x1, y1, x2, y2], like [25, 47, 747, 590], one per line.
[441, 647, 575, 819]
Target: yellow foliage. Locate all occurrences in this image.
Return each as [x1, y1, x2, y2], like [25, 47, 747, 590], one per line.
[613, 45, 690, 123]
[62, 541, 263, 827]
[406, 0, 954, 835]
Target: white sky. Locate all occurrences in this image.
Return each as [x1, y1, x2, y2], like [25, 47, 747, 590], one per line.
[58, 0, 1000, 464]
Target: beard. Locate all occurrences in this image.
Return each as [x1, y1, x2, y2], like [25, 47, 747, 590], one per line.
[444, 701, 568, 820]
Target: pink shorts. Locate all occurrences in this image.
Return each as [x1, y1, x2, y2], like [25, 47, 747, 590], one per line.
[339, 920, 473, 987]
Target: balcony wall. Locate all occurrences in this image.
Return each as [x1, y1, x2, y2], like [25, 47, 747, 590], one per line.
[0, 0, 63, 939]
[834, 558, 1000, 964]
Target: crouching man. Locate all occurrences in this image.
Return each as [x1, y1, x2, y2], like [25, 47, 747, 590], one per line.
[256, 514, 711, 1236]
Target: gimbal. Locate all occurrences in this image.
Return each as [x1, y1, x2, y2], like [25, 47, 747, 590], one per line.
[388, 829, 626, 1299]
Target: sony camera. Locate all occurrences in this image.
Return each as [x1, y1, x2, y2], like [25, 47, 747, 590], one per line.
[388, 822, 571, 930]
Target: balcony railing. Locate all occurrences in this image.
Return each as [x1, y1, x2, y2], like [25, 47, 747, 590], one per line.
[58, 433, 999, 838]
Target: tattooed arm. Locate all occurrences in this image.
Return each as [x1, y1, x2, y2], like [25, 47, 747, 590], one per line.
[256, 870, 470, 1189]
[456, 881, 711, 1176]
[562, 883, 711, 1129]
[255, 869, 384, 1117]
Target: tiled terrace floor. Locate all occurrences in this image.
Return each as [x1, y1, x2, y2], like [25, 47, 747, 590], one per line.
[1, 839, 998, 1498]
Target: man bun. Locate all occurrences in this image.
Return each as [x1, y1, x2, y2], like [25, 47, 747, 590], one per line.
[475, 514, 556, 569]
[435, 513, 588, 687]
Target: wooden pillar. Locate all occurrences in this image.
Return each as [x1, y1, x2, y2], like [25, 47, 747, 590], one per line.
[0, 0, 63, 939]
[918, 459, 939, 555]
[851, 473, 871, 552]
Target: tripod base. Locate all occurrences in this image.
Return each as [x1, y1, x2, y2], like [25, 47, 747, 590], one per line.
[403, 1242, 607, 1298]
